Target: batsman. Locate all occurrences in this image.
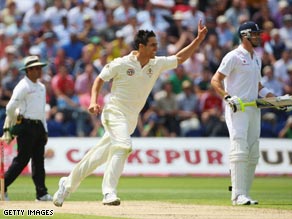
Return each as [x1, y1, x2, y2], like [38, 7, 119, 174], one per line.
[211, 21, 291, 205]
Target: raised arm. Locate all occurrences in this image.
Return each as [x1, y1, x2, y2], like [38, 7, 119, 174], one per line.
[175, 20, 208, 65]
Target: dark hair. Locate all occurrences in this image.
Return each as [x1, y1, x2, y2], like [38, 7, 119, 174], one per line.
[133, 30, 156, 50]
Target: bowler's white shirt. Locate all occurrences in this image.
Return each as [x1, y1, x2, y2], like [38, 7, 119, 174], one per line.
[99, 51, 177, 115]
[217, 45, 262, 101]
[6, 76, 48, 131]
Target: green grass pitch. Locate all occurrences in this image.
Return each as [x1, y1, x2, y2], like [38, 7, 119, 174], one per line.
[2, 175, 292, 218]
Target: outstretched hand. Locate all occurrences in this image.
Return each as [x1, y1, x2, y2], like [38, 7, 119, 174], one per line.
[197, 20, 208, 41]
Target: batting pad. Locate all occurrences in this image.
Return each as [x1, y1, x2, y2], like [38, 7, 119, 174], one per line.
[230, 161, 247, 201]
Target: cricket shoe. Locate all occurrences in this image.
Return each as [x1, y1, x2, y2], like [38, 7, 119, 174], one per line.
[1, 192, 9, 201]
[53, 177, 69, 207]
[102, 192, 121, 206]
[36, 194, 53, 201]
[247, 196, 258, 205]
[232, 195, 251, 205]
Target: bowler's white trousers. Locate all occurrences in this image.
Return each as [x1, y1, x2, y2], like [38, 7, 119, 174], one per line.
[64, 105, 137, 196]
[225, 106, 261, 200]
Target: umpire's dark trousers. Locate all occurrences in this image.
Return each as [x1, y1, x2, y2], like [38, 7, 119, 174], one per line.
[5, 119, 48, 199]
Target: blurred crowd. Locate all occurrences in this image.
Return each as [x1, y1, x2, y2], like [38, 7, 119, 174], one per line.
[0, 0, 292, 138]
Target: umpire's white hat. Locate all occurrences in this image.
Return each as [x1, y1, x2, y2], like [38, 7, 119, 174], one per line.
[20, 56, 47, 70]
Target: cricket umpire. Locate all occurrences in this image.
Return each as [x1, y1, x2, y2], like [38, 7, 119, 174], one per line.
[3, 55, 52, 201]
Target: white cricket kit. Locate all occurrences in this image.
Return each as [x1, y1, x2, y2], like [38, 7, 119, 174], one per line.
[218, 45, 262, 101]
[6, 76, 48, 132]
[217, 45, 262, 201]
[100, 51, 177, 148]
[65, 51, 177, 195]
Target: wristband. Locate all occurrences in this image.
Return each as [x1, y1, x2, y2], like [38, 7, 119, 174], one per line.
[259, 87, 271, 98]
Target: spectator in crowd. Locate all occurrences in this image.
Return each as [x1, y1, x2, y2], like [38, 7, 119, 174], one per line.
[46, 110, 67, 137]
[273, 48, 292, 84]
[184, 0, 206, 33]
[215, 15, 234, 51]
[260, 20, 274, 46]
[113, 0, 137, 28]
[1, 62, 23, 99]
[169, 64, 191, 94]
[22, 1, 46, 41]
[72, 45, 96, 77]
[176, 80, 201, 136]
[67, 0, 96, 33]
[252, 4, 278, 29]
[118, 15, 139, 46]
[107, 30, 130, 61]
[17, 32, 33, 58]
[155, 80, 180, 137]
[137, 3, 159, 36]
[51, 48, 73, 76]
[261, 65, 284, 96]
[150, 0, 175, 33]
[62, 32, 84, 63]
[85, 36, 105, 62]
[283, 64, 292, 95]
[44, 0, 68, 27]
[77, 15, 98, 44]
[272, 0, 290, 28]
[0, 30, 11, 58]
[279, 14, 292, 49]
[224, 0, 250, 31]
[0, 0, 21, 27]
[91, 0, 107, 32]
[99, 11, 121, 42]
[93, 49, 109, 74]
[53, 15, 72, 47]
[39, 31, 59, 63]
[51, 65, 75, 121]
[140, 101, 169, 137]
[194, 66, 212, 95]
[0, 62, 23, 127]
[198, 85, 225, 136]
[278, 115, 292, 138]
[181, 47, 205, 80]
[0, 45, 20, 77]
[260, 112, 279, 137]
[264, 28, 286, 62]
[75, 63, 100, 136]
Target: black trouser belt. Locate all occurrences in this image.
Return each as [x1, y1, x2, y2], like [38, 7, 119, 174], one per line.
[22, 118, 42, 124]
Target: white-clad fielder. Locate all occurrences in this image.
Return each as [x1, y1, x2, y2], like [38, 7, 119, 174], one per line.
[211, 21, 292, 205]
[53, 21, 208, 207]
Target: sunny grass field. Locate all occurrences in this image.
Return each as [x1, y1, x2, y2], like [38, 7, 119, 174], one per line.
[2, 175, 292, 219]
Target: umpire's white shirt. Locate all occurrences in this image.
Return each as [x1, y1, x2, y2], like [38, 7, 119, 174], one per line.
[99, 51, 177, 115]
[218, 45, 262, 101]
[6, 76, 48, 132]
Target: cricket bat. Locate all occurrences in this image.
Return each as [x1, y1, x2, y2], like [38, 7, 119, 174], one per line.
[242, 95, 292, 109]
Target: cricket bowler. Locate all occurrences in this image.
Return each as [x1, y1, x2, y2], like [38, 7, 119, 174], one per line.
[53, 21, 208, 207]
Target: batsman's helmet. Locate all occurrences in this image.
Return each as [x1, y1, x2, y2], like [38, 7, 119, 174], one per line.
[238, 21, 262, 39]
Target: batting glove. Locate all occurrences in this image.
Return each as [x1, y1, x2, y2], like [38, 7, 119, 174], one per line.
[224, 95, 243, 113]
[278, 106, 292, 112]
[276, 94, 291, 101]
